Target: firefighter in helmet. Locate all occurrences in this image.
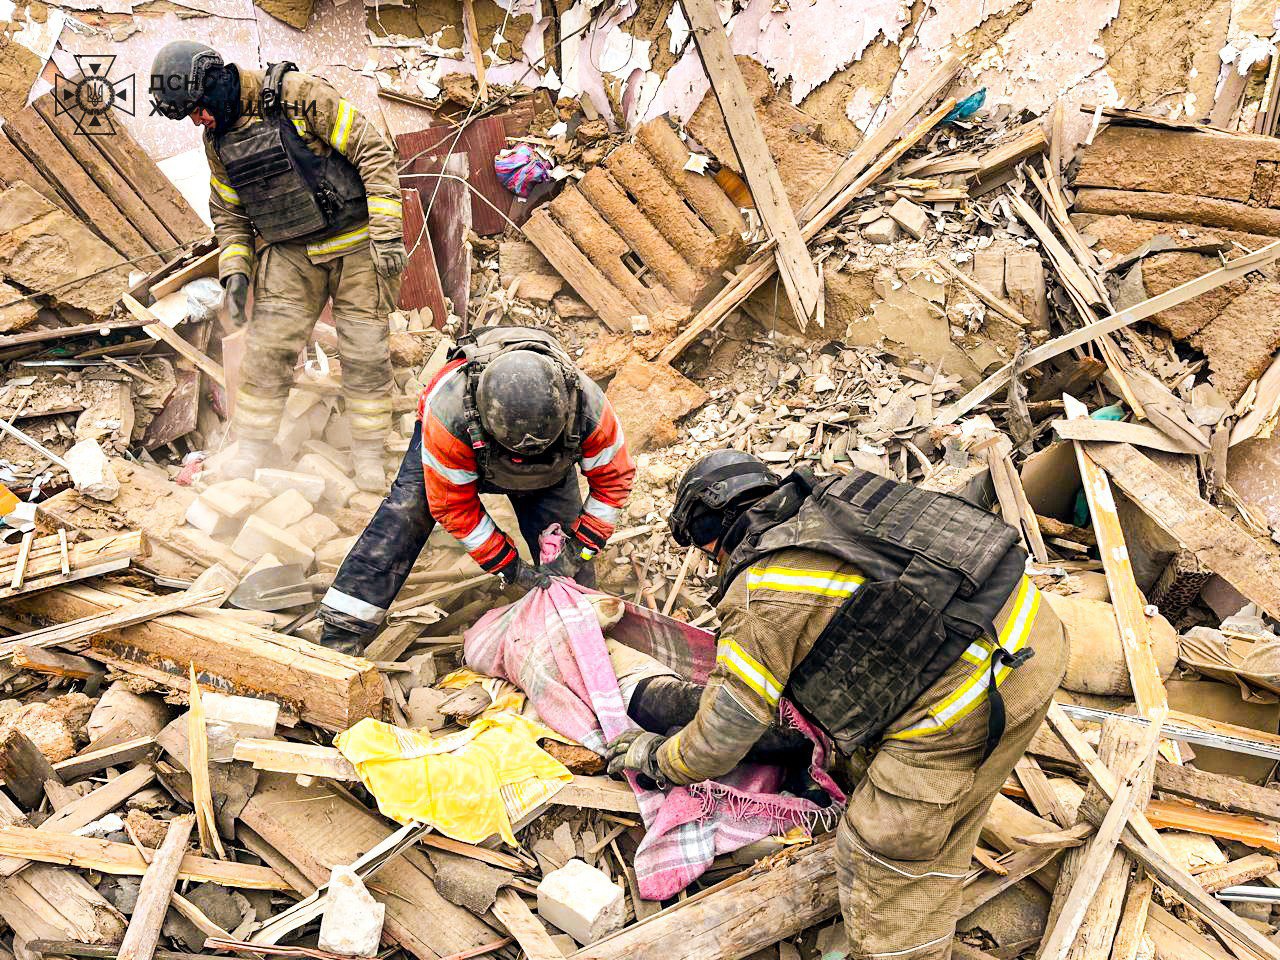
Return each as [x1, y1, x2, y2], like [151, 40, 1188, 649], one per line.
[150, 41, 405, 492]
[607, 450, 1068, 960]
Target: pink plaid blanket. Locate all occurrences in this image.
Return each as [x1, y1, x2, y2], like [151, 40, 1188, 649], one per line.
[463, 532, 844, 899]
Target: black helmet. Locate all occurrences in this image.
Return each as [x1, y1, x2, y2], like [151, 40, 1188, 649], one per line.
[671, 450, 779, 549]
[150, 41, 222, 119]
[476, 350, 572, 455]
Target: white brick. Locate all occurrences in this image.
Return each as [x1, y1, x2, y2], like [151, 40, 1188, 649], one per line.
[245, 553, 283, 577]
[537, 859, 625, 944]
[315, 535, 359, 570]
[232, 515, 316, 567]
[294, 512, 341, 550]
[254, 490, 314, 528]
[184, 497, 241, 538]
[297, 454, 358, 507]
[202, 478, 271, 519]
[323, 414, 353, 451]
[274, 415, 314, 462]
[318, 866, 384, 957]
[170, 527, 253, 575]
[203, 692, 279, 740]
[301, 438, 349, 470]
[66, 439, 119, 502]
[254, 468, 327, 504]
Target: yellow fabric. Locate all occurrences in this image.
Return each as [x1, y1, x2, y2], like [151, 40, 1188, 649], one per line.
[334, 713, 571, 845]
[439, 667, 526, 717]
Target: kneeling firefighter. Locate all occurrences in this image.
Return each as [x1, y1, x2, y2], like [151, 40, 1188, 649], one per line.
[150, 41, 406, 491]
[317, 327, 635, 652]
[607, 451, 1068, 960]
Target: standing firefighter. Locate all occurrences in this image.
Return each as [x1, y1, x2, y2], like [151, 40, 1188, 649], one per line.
[317, 327, 635, 652]
[150, 41, 406, 491]
[608, 451, 1067, 960]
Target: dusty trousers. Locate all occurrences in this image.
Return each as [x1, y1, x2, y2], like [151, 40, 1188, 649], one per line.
[235, 241, 400, 443]
[834, 597, 1068, 960]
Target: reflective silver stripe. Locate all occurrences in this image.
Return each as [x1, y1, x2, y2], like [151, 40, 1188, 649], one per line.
[584, 496, 620, 523]
[424, 364, 464, 411]
[421, 447, 478, 485]
[581, 432, 625, 471]
[459, 514, 497, 550]
[321, 587, 386, 624]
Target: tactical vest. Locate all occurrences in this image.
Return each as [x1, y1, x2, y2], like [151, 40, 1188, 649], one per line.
[719, 469, 1027, 755]
[214, 62, 368, 245]
[448, 326, 584, 493]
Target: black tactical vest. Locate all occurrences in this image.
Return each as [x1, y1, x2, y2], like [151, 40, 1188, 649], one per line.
[719, 469, 1026, 754]
[213, 62, 368, 245]
[448, 327, 584, 493]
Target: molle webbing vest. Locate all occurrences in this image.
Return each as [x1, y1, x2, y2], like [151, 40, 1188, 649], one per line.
[215, 62, 368, 245]
[720, 469, 1027, 755]
[448, 326, 584, 493]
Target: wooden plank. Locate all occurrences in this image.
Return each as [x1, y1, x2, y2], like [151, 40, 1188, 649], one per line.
[0, 319, 150, 350]
[493, 888, 564, 960]
[1051, 418, 1208, 455]
[0, 531, 145, 603]
[13, 582, 383, 731]
[51, 737, 158, 781]
[1063, 395, 1170, 720]
[935, 257, 1031, 327]
[120, 295, 226, 388]
[0, 729, 60, 810]
[11, 646, 101, 681]
[10, 531, 34, 590]
[1082, 442, 1280, 619]
[1196, 855, 1280, 894]
[461, 0, 488, 100]
[117, 814, 195, 960]
[524, 208, 634, 330]
[680, 0, 822, 326]
[187, 666, 224, 860]
[1013, 756, 1071, 827]
[1, 108, 150, 260]
[961, 846, 1066, 915]
[148, 249, 218, 302]
[0, 826, 288, 889]
[38, 765, 155, 837]
[937, 240, 1280, 424]
[1110, 877, 1154, 960]
[29, 942, 208, 960]
[32, 95, 174, 253]
[553, 776, 641, 814]
[232, 739, 358, 780]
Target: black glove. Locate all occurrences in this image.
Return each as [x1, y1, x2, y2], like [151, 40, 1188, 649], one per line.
[605, 730, 668, 790]
[319, 622, 364, 656]
[372, 238, 408, 278]
[223, 273, 250, 328]
[499, 556, 551, 592]
[542, 534, 594, 580]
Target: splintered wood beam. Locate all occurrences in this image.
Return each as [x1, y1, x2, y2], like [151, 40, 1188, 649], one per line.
[120, 294, 226, 388]
[117, 814, 194, 960]
[679, 0, 822, 327]
[1081, 441, 1280, 620]
[1062, 396, 1169, 722]
[493, 889, 564, 960]
[0, 531, 145, 603]
[0, 729, 60, 811]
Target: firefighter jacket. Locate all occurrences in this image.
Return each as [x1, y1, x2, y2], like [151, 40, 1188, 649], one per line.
[417, 358, 635, 576]
[204, 67, 402, 282]
[656, 545, 1056, 786]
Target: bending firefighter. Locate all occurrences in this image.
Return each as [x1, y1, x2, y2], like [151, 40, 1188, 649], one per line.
[607, 452, 1068, 960]
[150, 41, 406, 491]
[318, 327, 635, 652]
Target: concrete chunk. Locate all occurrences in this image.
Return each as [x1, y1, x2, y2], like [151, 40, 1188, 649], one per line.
[254, 468, 327, 504]
[294, 512, 342, 550]
[1004, 249, 1050, 330]
[201, 478, 271, 519]
[66, 439, 119, 501]
[887, 197, 930, 239]
[203, 691, 278, 740]
[254, 490, 314, 529]
[297, 453, 358, 507]
[184, 497, 241, 537]
[232, 515, 316, 568]
[537, 858, 625, 944]
[318, 866, 384, 957]
[861, 216, 899, 245]
[405, 687, 448, 731]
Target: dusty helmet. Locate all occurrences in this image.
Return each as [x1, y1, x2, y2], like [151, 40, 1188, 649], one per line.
[150, 41, 222, 120]
[671, 450, 779, 548]
[476, 350, 573, 455]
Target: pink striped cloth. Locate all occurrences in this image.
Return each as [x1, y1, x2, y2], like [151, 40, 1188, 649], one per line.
[463, 529, 844, 898]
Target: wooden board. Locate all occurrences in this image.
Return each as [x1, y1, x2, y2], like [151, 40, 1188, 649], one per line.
[120, 295, 226, 388]
[116, 815, 195, 960]
[0, 531, 144, 603]
[524, 208, 635, 330]
[1082, 441, 1280, 619]
[493, 888, 564, 960]
[240, 773, 499, 960]
[1051, 418, 1208, 454]
[13, 582, 382, 732]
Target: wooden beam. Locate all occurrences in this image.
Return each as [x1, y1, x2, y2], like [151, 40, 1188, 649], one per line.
[0, 826, 288, 889]
[461, 0, 488, 100]
[1051, 418, 1209, 455]
[1196, 855, 1280, 894]
[37, 766, 155, 838]
[493, 888, 564, 960]
[13, 582, 382, 731]
[937, 240, 1280, 424]
[51, 737, 158, 781]
[11, 646, 101, 681]
[117, 815, 195, 960]
[0, 729, 60, 810]
[680, 0, 822, 327]
[28, 942, 208, 960]
[0, 532, 145, 603]
[1110, 877, 1154, 960]
[1080, 442, 1280, 619]
[187, 666, 224, 860]
[120, 295, 226, 388]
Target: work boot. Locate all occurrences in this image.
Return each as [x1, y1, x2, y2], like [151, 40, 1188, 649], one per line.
[351, 439, 387, 494]
[217, 437, 274, 481]
[319, 622, 364, 656]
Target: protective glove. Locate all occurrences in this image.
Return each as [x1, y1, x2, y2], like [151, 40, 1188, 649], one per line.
[223, 273, 250, 328]
[372, 238, 408, 278]
[541, 534, 594, 580]
[319, 622, 363, 656]
[605, 730, 668, 790]
[499, 556, 551, 592]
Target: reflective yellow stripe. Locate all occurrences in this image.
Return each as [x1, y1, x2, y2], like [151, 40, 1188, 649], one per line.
[717, 637, 782, 706]
[291, 117, 308, 137]
[218, 242, 252, 268]
[306, 225, 369, 257]
[663, 732, 697, 781]
[367, 195, 403, 217]
[887, 577, 1041, 741]
[210, 176, 241, 206]
[330, 98, 356, 152]
[746, 565, 865, 598]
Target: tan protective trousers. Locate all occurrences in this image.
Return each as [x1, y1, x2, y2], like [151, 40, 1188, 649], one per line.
[236, 240, 400, 443]
[835, 596, 1069, 960]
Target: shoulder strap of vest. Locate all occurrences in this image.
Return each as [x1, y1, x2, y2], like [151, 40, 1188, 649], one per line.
[260, 62, 297, 119]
